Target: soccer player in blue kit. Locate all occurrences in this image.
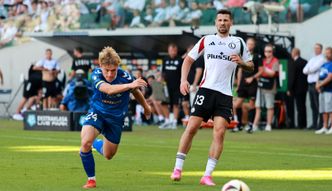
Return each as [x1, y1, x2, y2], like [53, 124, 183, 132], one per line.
[79, 47, 151, 189]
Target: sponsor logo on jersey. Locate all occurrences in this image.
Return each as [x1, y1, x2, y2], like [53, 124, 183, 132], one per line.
[206, 52, 232, 61]
[228, 42, 236, 49]
[218, 41, 226, 45]
[209, 41, 215, 46]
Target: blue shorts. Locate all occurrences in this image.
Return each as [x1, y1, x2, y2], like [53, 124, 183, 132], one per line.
[83, 108, 124, 144]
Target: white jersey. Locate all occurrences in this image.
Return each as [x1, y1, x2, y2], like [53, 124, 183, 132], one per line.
[188, 34, 252, 96]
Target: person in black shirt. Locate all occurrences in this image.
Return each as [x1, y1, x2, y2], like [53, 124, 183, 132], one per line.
[233, 37, 261, 132]
[70, 47, 92, 81]
[287, 48, 308, 129]
[159, 43, 183, 129]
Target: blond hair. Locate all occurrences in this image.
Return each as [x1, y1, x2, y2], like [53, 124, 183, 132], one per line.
[99, 47, 121, 67]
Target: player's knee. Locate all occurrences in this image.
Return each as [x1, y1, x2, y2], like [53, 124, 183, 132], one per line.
[104, 153, 115, 160]
[186, 126, 198, 137]
[81, 140, 93, 151]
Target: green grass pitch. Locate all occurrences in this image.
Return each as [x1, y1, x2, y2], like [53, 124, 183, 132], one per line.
[0, 120, 331, 191]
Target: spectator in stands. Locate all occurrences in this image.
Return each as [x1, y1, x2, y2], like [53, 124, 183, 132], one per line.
[251, 44, 279, 132]
[287, 0, 311, 22]
[70, 47, 92, 81]
[0, 67, 3, 85]
[95, 0, 124, 29]
[165, 0, 180, 26]
[33, 48, 60, 109]
[150, 0, 167, 27]
[315, 47, 332, 134]
[0, 19, 17, 48]
[143, 6, 153, 26]
[13, 64, 42, 120]
[129, 9, 144, 28]
[159, 42, 183, 129]
[34, 1, 50, 32]
[182, 1, 202, 29]
[303, 43, 325, 130]
[224, 0, 247, 8]
[60, 69, 92, 112]
[173, 0, 189, 26]
[0, 0, 8, 19]
[213, 0, 225, 11]
[233, 38, 261, 132]
[287, 48, 308, 129]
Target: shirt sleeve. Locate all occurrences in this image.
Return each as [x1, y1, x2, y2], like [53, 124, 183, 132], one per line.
[188, 36, 205, 60]
[91, 70, 106, 90]
[35, 59, 43, 67]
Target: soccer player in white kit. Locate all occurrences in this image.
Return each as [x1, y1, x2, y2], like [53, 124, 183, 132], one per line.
[170, 9, 254, 186]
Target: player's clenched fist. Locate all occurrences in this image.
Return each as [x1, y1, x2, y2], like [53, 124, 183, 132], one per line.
[130, 78, 147, 89]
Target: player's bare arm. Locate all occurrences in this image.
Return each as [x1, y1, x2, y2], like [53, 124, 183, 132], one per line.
[131, 88, 152, 119]
[99, 78, 147, 95]
[231, 54, 254, 72]
[180, 56, 195, 95]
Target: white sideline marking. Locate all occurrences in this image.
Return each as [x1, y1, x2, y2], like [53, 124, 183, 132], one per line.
[0, 135, 331, 159]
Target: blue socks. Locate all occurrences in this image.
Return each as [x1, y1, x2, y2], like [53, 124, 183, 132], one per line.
[93, 139, 104, 155]
[80, 150, 95, 178]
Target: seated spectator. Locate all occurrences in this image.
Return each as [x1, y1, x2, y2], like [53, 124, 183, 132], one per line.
[143, 6, 153, 26]
[182, 2, 202, 29]
[165, 0, 180, 26]
[0, 0, 8, 19]
[0, 19, 17, 48]
[60, 69, 92, 112]
[287, 0, 311, 22]
[173, 0, 189, 25]
[129, 9, 144, 28]
[150, 0, 167, 27]
[224, 0, 247, 8]
[213, 0, 225, 11]
[33, 1, 50, 32]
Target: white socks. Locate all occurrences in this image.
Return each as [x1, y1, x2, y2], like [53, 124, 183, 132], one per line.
[175, 152, 186, 170]
[88, 176, 96, 180]
[204, 157, 218, 177]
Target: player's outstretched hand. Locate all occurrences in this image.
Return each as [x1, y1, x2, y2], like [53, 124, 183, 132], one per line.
[180, 80, 190, 95]
[144, 105, 152, 120]
[130, 78, 147, 89]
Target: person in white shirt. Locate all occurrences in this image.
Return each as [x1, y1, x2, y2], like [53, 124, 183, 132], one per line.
[33, 49, 60, 109]
[170, 9, 253, 186]
[303, 43, 325, 129]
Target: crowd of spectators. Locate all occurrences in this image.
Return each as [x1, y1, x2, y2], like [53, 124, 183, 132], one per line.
[1, 0, 331, 48]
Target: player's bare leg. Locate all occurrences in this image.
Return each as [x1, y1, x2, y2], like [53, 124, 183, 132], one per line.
[80, 125, 100, 189]
[200, 116, 228, 186]
[171, 116, 203, 181]
[102, 138, 119, 160]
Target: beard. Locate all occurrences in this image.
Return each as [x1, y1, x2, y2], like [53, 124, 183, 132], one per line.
[217, 26, 229, 35]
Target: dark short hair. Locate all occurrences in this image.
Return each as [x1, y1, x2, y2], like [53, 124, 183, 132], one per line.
[46, 48, 52, 53]
[75, 47, 83, 53]
[316, 43, 323, 50]
[216, 9, 232, 20]
[168, 42, 178, 48]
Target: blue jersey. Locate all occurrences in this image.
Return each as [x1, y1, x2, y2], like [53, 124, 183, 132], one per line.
[319, 61, 332, 93]
[90, 68, 134, 119]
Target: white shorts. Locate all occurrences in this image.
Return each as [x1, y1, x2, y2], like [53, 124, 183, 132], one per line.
[255, 89, 275, 109]
[319, 92, 332, 113]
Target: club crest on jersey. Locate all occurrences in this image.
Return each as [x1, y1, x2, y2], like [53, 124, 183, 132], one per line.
[228, 42, 236, 49]
[206, 52, 231, 61]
